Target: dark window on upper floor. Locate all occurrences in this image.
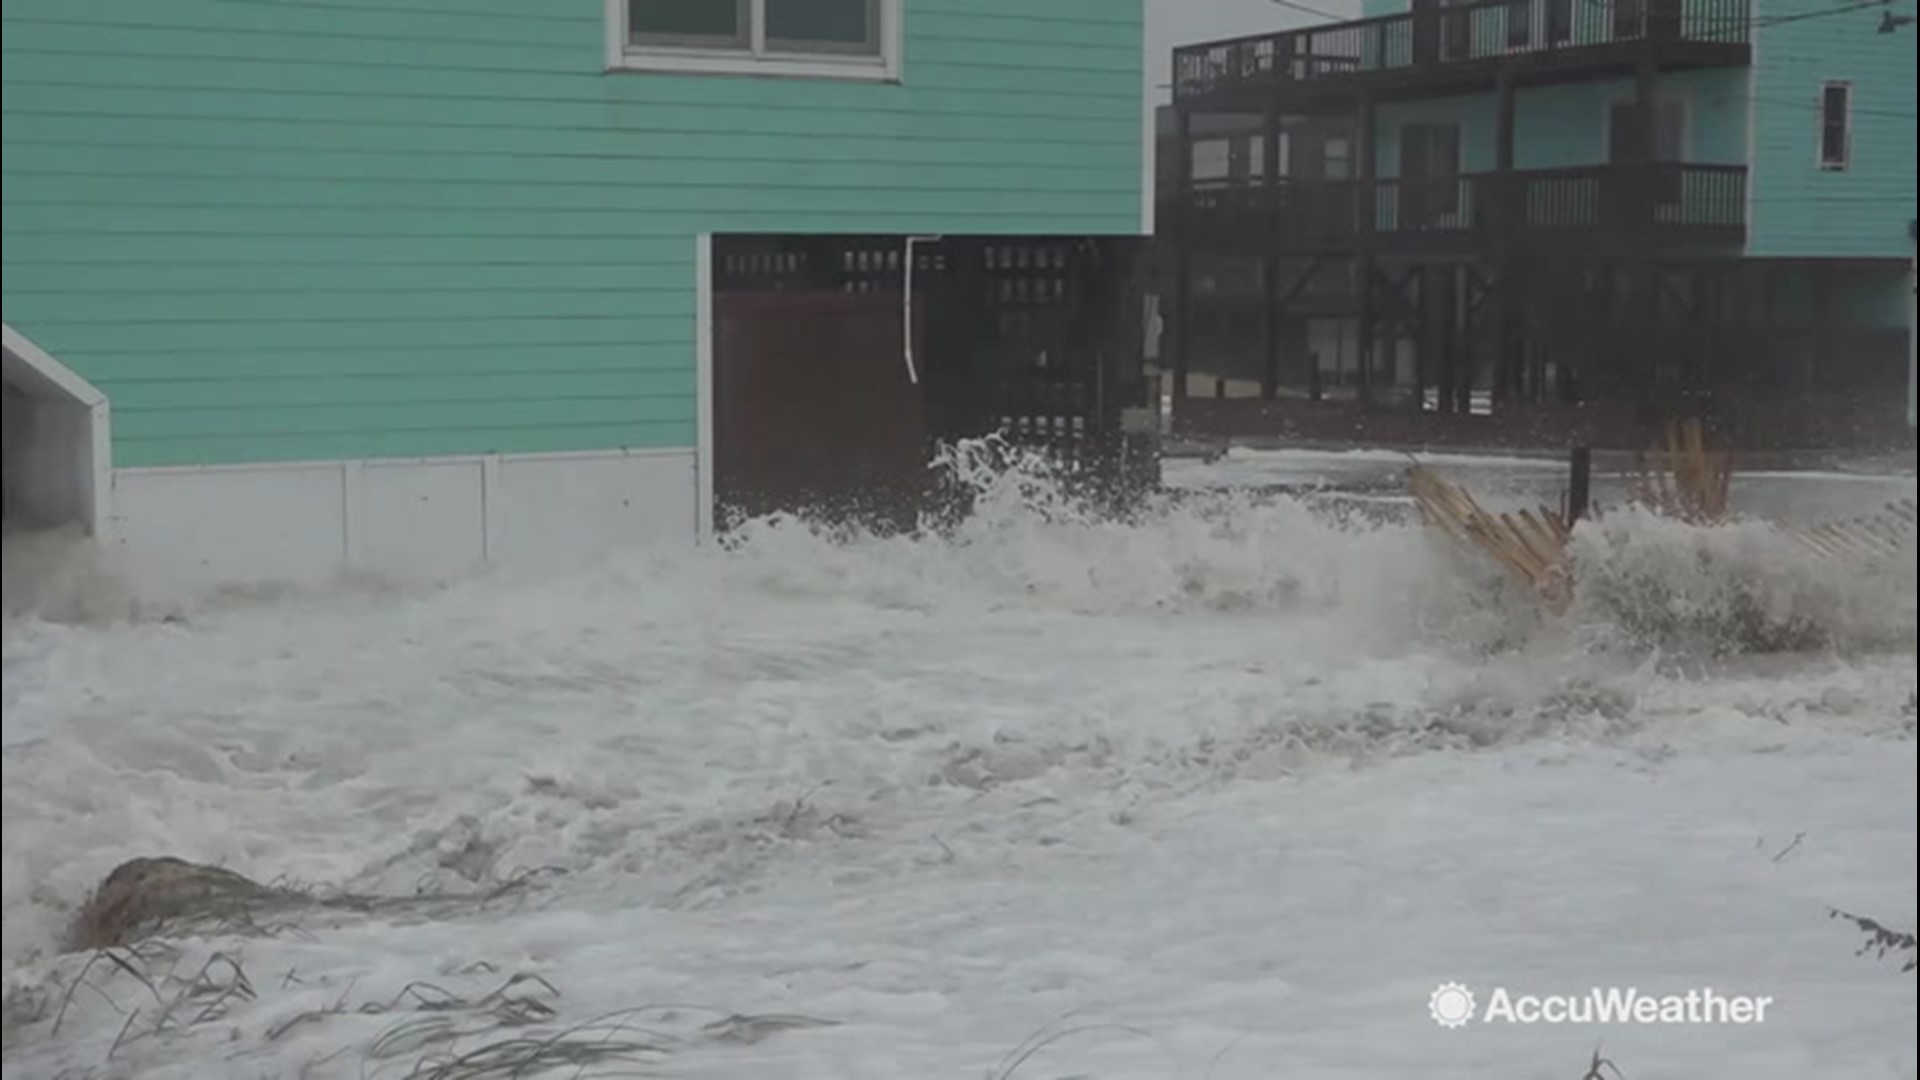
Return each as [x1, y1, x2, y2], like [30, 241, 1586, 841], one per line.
[1323, 135, 1354, 181]
[1819, 82, 1852, 170]
[1507, 0, 1533, 47]
[1548, 0, 1573, 41]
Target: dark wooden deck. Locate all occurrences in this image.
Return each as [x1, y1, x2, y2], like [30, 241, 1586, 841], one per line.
[1173, 0, 1751, 110]
[1165, 163, 1746, 254]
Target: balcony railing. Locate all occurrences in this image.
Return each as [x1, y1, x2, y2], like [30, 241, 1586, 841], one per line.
[1173, 0, 1751, 101]
[1178, 163, 1746, 248]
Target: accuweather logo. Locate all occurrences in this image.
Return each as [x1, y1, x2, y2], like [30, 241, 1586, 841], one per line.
[1428, 982, 1775, 1028]
[1429, 983, 1478, 1028]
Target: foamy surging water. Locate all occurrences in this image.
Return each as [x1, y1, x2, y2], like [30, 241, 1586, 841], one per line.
[1568, 504, 1917, 656]
[1, 526, 147, 628]
[1, 442, 1913, 972]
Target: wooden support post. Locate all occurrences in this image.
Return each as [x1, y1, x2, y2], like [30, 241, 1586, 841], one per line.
[1171, 106, 1194, 409]
[1811, 262, 1834, 395]
[1262, 259, 1283, 399]
[1358, 96, 1379, 405]
[1422, 263, 1447, 413]
[1567, 445, 1593, 522]
[1630, 261, 1654, 419]
[1359, 254, 1378, 405]
[1632, 55, 1658, 241]
[1491, 73, 1518, 409]
[1443, 263, 1459, 413]
[1697, 266, 1715, 396]
[1261, 101, 1284, 400]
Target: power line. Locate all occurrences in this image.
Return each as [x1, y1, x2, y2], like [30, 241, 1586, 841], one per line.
[1734, 94, 1917, 120]
[1574, 0, 1896, 30]
[1293, 0, 1909, 33]
[1751, 0, 1892, 28]
[1746, 194, 1920, 203]
[1266, 0, 1355, 22]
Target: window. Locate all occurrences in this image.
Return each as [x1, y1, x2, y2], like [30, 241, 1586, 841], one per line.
[1191, 138, 1232, 184]
[1607, 98, 1686, 163]
[1398, 122, 1462, 225]
[1608, 97, 1687, 205]
[610, 0, 898, 80]
[1819, 82, 1851, 170]
[1547, 0, 1572, 42]
[1506, 0, 1532, 48]
[1322, 134, 1353, 181]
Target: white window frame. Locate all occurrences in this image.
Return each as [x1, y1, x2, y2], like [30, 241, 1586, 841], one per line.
[606, 0, 902, 82]
[1817, 80, 1852, 171]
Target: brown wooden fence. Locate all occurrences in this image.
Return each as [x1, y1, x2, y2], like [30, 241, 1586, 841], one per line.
[715, 291, 929, 531]
[711, 234, 1157, 530]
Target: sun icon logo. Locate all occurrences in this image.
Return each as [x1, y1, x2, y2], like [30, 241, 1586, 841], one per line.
[1429, 982, 1477, 1029]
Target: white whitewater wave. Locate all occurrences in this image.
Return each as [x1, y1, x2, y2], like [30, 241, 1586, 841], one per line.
[1567, 505, 1917, 655]
[0, 527, 146, 628]
[1, 441, 1912, 974]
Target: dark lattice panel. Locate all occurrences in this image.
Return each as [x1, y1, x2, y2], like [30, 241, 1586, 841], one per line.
[975, 241, 1094, 456]
[714, 234, 1155, 500]
[714, 235, 954, 294]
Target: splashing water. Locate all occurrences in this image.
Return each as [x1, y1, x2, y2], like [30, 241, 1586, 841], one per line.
[1, 442, 1914, 1078]
[1567, 504, 1918, 656]
[1, 526, 146, 628]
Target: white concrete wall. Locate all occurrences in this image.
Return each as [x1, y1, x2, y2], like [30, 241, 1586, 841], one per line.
[109, 449, 699, 595]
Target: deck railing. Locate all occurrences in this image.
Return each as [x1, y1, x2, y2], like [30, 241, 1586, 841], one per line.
[1178, 163, 1746, 246]
[1173, 0, 1752, 100]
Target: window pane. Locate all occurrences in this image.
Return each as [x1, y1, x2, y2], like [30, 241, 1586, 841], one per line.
[1654, 101, 1684, 161]
[1820, 85, 1849, 166]
[766, 0, 877, 50]
[1192, 139, 1230, 183]
[1324, 136, 1352, 180]
[630, 0, 743, 42]
[1506, 0, 1531, 47]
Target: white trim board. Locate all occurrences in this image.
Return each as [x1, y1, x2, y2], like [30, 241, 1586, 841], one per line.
[1, 322, 113, 538]
[604, 0, 903, 83]
[1815, 80, 1853, 172]
[1140, 0, 1153, 236]
[2, 324, 107, 408]
[695, 233, 717, 544]
[1741, 57, 1758, 254]
[110, 447, 698, 597]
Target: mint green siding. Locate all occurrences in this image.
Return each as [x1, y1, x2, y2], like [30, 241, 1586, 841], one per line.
[1, 0, 1144, 467]
[1745, 0, 1917, 257]
[1374, 69, 1749, 175]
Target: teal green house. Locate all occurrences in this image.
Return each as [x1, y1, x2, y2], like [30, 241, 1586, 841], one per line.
[1343, 0, 1917, 261]
[2, 0, 1147, 588]
[1162, 0, 1915, 443]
